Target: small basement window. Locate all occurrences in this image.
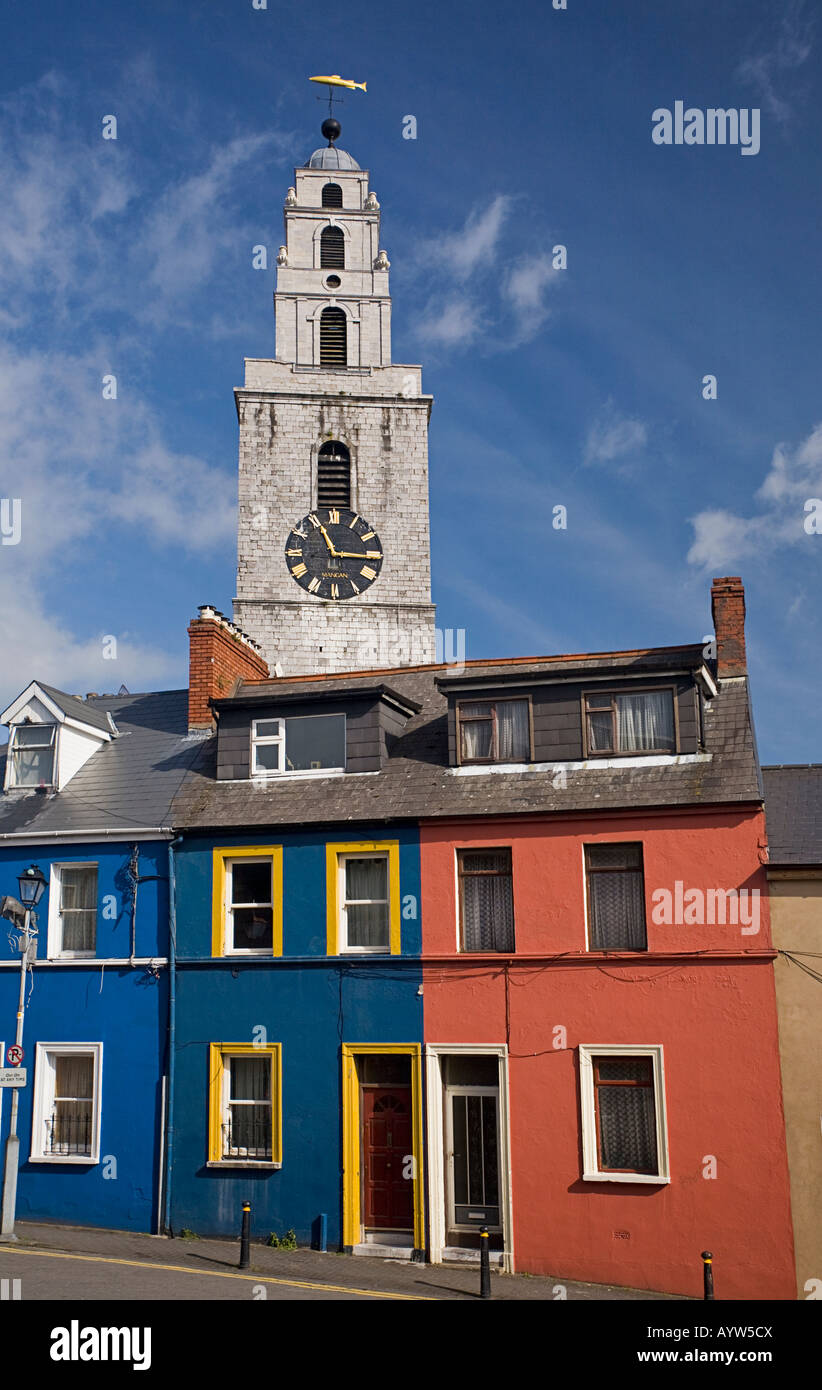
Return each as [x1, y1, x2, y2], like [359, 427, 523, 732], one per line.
[251, 714, 346, 776]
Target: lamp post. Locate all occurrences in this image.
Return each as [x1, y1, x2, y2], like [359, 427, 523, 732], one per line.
[0, 864, 46, 1240]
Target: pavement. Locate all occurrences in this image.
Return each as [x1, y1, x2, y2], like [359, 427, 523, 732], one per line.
[1, 1220, 682, 1300]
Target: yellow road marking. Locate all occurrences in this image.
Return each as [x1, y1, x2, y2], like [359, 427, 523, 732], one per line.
[4, 1246, 432, 1300]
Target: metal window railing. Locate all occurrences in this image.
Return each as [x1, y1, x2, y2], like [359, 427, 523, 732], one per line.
[45, 1109, 92, 1156]
[221, 1116, 272, 1161]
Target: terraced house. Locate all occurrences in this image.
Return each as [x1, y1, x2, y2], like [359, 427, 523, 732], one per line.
[166, 579, 795, 1299]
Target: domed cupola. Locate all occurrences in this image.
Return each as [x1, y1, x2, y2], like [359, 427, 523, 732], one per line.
[304, 118, 361, 170]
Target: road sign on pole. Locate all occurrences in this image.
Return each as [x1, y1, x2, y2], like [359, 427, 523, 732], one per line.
[5, 1046, 23, 1067]
[0, 1070, 26, 1089]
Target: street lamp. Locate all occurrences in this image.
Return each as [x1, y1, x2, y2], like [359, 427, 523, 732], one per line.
[0, 863, 46, 1240]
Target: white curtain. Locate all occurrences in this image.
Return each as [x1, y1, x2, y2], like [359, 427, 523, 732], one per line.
[497, 701, 529, 760]
[460, 703, 493, 760]
[345, 857, 389, 948]
[461, 701, 529, 761]
[61, 866, 97, 952]
[616, 692, 674, 752]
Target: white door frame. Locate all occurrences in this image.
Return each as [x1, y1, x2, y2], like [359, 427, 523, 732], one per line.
[425, 1044, 514, 1273]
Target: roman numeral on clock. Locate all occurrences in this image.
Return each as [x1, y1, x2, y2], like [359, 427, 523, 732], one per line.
[360, 565, 377, 580]
[361, 530, 375, 541]
[331, 582, 339, 599]
[328, 509, 340, 524]
[291, 562, 308, 577]
[307, 577, 321, 593]
[286, 548, 303, 557]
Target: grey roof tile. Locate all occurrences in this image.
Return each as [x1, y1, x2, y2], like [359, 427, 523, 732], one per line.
[763, 765, 822, 864]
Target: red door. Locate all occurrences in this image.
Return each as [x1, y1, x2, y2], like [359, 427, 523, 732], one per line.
[362, 1087, 414, 1230]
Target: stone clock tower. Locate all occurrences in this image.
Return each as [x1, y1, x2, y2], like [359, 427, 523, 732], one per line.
[232, 118, 437, 676]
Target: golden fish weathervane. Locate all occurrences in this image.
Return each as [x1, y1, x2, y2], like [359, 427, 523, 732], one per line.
[310, 75, 367, 93]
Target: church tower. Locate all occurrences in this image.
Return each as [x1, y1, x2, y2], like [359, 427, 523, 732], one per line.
[233, 117, 437, 676]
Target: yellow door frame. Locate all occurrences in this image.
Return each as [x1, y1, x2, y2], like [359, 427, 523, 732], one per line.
[341, 1043, 425, 1255]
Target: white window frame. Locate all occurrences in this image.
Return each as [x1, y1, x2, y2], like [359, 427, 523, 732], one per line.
[338, 851, 390, 954]
[47, 862, 98, 959]
[30, 1042, 103, 1164]
[5, 723, 58, 790]
[250, 714, 346, 778]
[224, 856, 275, 956]
[220, 1053, 273, 1161]
[579, 1044, 669, 1185]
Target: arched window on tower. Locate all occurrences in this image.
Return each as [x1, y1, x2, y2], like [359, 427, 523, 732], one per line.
[320, 226, 345, 269]
[322, 183, 343, 208]
[320, 307, 347, 367]
[317, 441, 351, 509]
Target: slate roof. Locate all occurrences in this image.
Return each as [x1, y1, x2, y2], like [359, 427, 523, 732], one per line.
[762, 765, 822, 865]
[0, 690, 206, 838]
[172, 651, 763, 832]
[36, 683, 114, 735]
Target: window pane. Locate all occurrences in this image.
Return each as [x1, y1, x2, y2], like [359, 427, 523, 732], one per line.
[14, 725, 53, 746]
[587, 709, 613, 752]
[346, 902, 389, 949]
[460, 720, 493, 760]
[587, 844, 641, 871]
[284, 714, 345, 771]
[496, 701, 530, 760]
[231, 907, 273, 950]
[460, 853, 514, 952]
[451, 1091, 500, 1225]
[13, 746, 54, 786]
[616, 692, 675, 752]
[597, 1058, 652, 1084]
[231, 862, 271, 905]
[254, 742, 280, 772]
[254, 720, 281, 738]
[55, 1055, 93, 1099]
[230, 1057, 270, 1101]
[61, 867, 97, 910]
[345, 856, 387, 902]
[597, 1077, 658, 1172]
[588, 869, 646, 950]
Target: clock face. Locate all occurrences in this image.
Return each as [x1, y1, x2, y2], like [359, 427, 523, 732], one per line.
[285, 508, 384, 600]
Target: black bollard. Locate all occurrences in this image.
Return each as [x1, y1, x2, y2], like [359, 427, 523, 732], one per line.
[479, 1225, 491, 1299]
[701, 1250, 714, 1300]
[239, 1201, 251, 1270]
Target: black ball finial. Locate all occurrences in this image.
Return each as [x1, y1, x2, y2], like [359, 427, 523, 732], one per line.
[322, 117, 341, 145]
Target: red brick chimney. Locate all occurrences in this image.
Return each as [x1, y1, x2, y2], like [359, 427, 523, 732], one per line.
[710, 577, 747, 679]
[188, 606, 269, 729]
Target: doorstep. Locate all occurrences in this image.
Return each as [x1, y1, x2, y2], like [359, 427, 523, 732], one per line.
[352, 1243, 416, 1261]
[442, 1245, 506, 1268]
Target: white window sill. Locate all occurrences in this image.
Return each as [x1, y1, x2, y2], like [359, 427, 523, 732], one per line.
[30, 1154, 99, 1165]
[451, 754, 711, 776]
[206, 1160, 281, 1170]
[582, 1172, 669, 1185]
[250, 768, 346, 783]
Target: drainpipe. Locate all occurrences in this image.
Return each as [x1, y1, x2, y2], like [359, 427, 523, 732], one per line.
[162, 835, 183, 1236]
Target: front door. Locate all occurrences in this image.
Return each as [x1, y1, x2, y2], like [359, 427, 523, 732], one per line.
[362, 1086, 414, 1231]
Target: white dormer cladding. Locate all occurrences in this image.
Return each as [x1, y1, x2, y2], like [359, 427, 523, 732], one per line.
[274, 166, 391, 369]
[1, 682, 116, 793]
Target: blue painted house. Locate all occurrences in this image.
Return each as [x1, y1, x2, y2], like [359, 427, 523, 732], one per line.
[168, 631, 428, 1255]
[0, 681, 203, 1233]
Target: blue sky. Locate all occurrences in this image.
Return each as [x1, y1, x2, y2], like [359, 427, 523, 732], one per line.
[0, 0, 819, 762]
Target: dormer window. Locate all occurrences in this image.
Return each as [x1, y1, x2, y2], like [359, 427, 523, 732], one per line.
[583, 689, 676, 757]
[457, 698, 530, 765]
[8, 723, 56, 788]
[251, 714, 346, 776]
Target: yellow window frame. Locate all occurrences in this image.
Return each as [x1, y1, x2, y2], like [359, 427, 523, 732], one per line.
[207, 1042, 283, 1165]
[325, 840, 401, 955]
[341, 1043, 425, 1251]
[212, 846, 283, 957]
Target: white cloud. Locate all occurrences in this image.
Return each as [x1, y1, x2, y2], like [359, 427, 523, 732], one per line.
[416, 295, 483, 347]
[421, 196, 511, 282]
[736, 1, 814, 124]
[503, 253, 562, 343]
[584, 403, 649, 469]
[687, 421, 822, 568]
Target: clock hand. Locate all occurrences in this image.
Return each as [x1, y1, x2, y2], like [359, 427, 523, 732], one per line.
[317, 523, 339, 556]
[335, 550, 383, 560]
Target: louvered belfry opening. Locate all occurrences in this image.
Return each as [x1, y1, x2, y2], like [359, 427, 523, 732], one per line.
[320, 225, 345, 268]
[320, 307, 347, 367]
[317, 441, 351, 508]
[322, 182, 343, 208]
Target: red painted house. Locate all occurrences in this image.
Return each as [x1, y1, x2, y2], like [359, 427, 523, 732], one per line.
[419, 577, 795, 1299]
